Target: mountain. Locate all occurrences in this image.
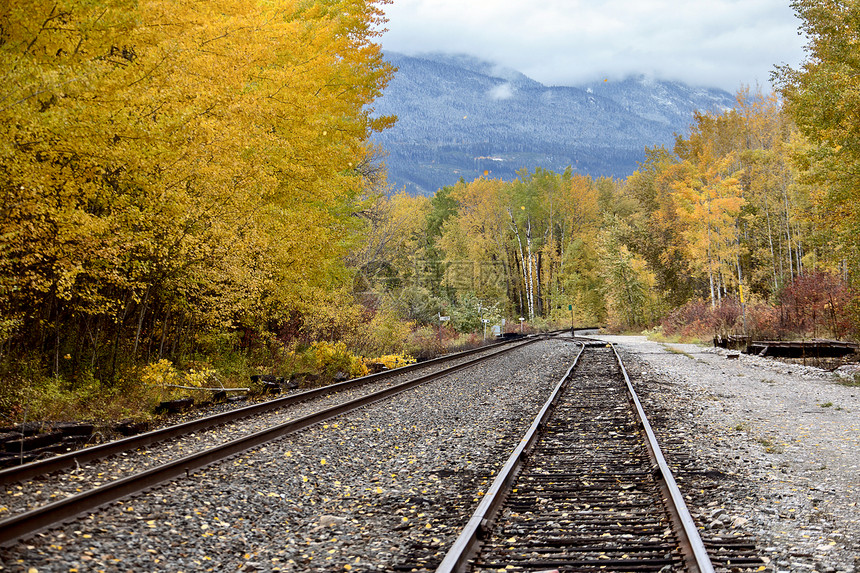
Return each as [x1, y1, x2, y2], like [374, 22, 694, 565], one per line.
[370, 52, 736, 195]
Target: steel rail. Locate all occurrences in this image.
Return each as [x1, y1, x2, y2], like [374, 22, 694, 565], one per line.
[435, 340, 586, 573]
[0, 336, 526, 486]
[436, 339, 715, 573]
[610, 342, 715, 573]
[0, 336, 544, 547]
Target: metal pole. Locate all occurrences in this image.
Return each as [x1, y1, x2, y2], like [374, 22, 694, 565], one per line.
[437, 312, 442, 346]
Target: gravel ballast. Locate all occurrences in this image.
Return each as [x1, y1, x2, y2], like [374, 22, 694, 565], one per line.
[2, 335, 857, 572]
[0, 339, 579, 572]
[0, 342, 529, 517]
[600, 334, 859, 573]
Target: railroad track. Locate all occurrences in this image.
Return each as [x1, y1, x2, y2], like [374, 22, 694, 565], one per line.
[435, 340, 759, 572]
[0, 335, 542, 546]
[1, 337, 529, 486]
[625, 360, 766, 572]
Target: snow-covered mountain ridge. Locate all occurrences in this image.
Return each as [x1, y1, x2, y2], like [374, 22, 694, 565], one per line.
[371, 52, 735, 195]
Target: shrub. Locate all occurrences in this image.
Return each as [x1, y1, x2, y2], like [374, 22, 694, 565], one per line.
[365, 353, 416, 370]
[661, 298, 743, 339]
[661, 299, 719, 337]
[140, 359, 182, 389]
[405, 326, 446, 361]
[12, 370, 162, 423]
[745, 303, 781, 339]
[778, 270, 855, 338]
[445, 332, 484, 353]
[0, 351, 44, 423]
[306, 341, 368, 380]
[138, 359, 220, 403]
[345, 306, 413, 357]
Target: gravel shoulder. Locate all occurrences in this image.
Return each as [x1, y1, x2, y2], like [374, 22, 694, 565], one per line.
[597, 334, 860, 573]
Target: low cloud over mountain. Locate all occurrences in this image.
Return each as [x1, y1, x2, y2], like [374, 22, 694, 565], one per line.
[371, 52, 735, 195]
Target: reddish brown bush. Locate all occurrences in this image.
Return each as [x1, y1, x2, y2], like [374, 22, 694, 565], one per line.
[661, 271, 857, 341]
[661, 299, 730, 337]
[662, 298, 753, 338]
[778, 270, 855, 339]
[745, 303, 782, 339]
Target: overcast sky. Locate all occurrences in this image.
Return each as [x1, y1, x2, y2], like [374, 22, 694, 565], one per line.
[379, 0, 807, 92]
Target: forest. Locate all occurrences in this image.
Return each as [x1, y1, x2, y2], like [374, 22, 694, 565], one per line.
[371, 51, 736, 193]
[1, 0, 859, 422]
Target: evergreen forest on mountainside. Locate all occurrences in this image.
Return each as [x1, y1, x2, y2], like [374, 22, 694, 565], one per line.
[371, 51, 736, 194]
[2, 0, 860, 422]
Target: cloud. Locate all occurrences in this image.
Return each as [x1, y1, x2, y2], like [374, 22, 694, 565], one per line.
[380, 0, 806, 92]
[488, 83, 514, 100]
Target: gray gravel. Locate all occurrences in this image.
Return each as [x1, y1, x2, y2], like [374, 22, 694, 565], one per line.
[0, 339, 578, 572]
[6, 334, 851, 573]
[0, 343, 524, 517]
[601, 334, 860, 573]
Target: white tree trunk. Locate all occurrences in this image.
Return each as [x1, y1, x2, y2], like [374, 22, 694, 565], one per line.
[525, 215, 535, 319]
[508, 209, 531, 320]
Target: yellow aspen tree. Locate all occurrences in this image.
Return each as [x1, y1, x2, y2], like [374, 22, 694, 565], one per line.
[775, 0, 860, 280]
[439, 177, 510, 304]
[0, 0, 394, 372]
[672, 150, 745, 307]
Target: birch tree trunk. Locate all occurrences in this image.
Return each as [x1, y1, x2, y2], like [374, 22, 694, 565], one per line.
[706, 199, 716, 308]
[525, 215, 535, 319]
[764, 197, 779, 292]
[783, 184, 794, 278]
[508, 209, 531, 319]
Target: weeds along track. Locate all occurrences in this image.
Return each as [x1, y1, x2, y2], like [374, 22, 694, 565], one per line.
[436, 341, 718, 573]
[0, 337, 542, 545]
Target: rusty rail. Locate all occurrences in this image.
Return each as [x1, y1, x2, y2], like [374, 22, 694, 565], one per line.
[0, 337, 543, 546]
[436, 339, 715, 573]
[0, 337, 525, 486]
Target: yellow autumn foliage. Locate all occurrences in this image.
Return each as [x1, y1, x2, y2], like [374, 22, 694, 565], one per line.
[307, 341, 369, 379]
[366, 353, 416, 370]
[140, 359, 216, 388]
[140, 360, 182, 389]
[0, 0, 395, 380]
